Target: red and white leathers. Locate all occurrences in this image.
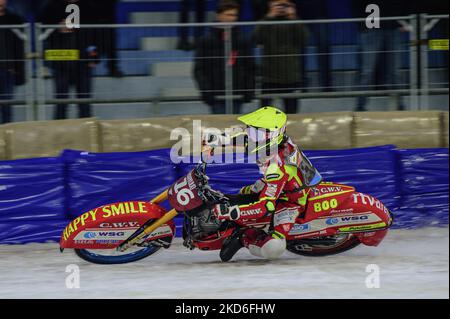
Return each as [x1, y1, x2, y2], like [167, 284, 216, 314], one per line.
[216, 136, 320, 259]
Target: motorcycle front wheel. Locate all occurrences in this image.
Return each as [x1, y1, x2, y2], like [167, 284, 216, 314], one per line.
[74, 245, 160, 264]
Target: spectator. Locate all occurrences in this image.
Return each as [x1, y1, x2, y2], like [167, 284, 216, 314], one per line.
[352, 0, 409, 111]
[253, 0, 308, 114]
[194, 0, 255, 114]
[0, 0, 24, 124]
[91, 0, 123, 78]
[177, 0, 206, 51]
[39, 0, 100, 120]
[296, 0, 332, 92]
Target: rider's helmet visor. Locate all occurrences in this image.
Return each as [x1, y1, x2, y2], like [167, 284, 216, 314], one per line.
[247, 126, 282, 143]
[247, 126, 268, 142]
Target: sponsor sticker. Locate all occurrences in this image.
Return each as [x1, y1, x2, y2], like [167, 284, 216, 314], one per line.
[326, 218, 339, 225]
[264, 184, 278, 198]
[288, 223, 311, 235]
[339, 222, 387, 232]
[74, 230, 134, 241]
[352, 193, 390, 215]
[74, 240, 95, 244]
[330, 208, 354, 214]
[311, 186, 343, 197]
[274, 209, 297, 225]
[63, 201, 151, 241]
[146, 225, 173, 239]
[324, 214, 377, 226]
[241, 208, 262, 217]
[99, 221, 140, 228]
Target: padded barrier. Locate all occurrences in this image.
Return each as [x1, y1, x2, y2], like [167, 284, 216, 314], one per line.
[0, 112, 448, 159]
[62, 149, 177, 219]
[100, 116, 189, 153]
[0, 145, 447, 244]
[0, 128, 5, 160]
[0, 157, 65, 222]
[0, 220, 70, 244]
[99, 113, 355, 155]
[443, 112, 449, 148]
[2, 118, 100, 160]
[395, 148, 449, 228]
[287, 112, 354, 149]
[353, 111, 443, 149]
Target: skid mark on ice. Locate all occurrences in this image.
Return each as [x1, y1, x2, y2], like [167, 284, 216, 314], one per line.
[0, 228, 448, 298]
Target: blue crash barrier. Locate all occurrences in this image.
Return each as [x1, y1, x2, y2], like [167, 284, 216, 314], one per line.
[0, 157, 65, 222]
[395, 148, 449, 228]
[0, 220, 70, 244]
[62, 149, 177, 219]
[0, 146, 447, 244]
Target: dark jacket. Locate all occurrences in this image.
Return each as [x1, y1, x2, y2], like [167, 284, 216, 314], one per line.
[38, 0, 99, 70]
[253, 17, 308, 84]
[194, 26, 256, 105]
[0, 9, 25, 85]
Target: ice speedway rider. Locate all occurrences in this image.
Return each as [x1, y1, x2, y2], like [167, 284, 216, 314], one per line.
[211, 106, 323, 261]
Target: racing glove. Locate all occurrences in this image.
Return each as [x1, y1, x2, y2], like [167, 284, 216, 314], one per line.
[212, 203, 241, 221]
[240, 179, 266, 195]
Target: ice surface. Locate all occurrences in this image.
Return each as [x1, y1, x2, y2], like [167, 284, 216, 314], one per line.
[0, 227, 448, 299]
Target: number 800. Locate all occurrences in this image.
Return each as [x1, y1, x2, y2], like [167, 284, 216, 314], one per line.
[313, 198, 338, 213]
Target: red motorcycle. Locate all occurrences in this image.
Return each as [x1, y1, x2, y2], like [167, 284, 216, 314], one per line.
[60, 151, 394, 264]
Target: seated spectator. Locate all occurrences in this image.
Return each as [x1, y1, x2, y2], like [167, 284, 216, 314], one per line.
[253, 0, 308, 114]
[194, 0, 255, 114]
[0, 0, 24, 124]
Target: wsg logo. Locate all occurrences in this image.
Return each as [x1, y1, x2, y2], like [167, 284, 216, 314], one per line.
[326, 215, 369, 225]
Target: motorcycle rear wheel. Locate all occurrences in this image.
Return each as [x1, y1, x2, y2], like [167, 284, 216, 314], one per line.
[287, 234, 361, 257]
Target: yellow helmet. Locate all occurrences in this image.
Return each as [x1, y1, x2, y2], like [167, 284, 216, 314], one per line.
[237, 106, 287, 153]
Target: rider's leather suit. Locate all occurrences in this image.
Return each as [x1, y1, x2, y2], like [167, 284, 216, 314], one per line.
[233, 136, 322, 259]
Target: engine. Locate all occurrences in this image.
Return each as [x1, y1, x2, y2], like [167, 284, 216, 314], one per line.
[189, 207, 221, 240]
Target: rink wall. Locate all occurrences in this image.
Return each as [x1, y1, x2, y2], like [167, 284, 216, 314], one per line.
[0, 145, 448, 244]
[0, 111, 448, 160]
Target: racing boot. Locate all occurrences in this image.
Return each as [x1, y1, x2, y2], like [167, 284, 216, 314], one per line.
[219, 228, 244, 262]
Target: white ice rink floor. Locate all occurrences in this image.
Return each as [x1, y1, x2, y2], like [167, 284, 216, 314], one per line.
[0, 227, 448, 299]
